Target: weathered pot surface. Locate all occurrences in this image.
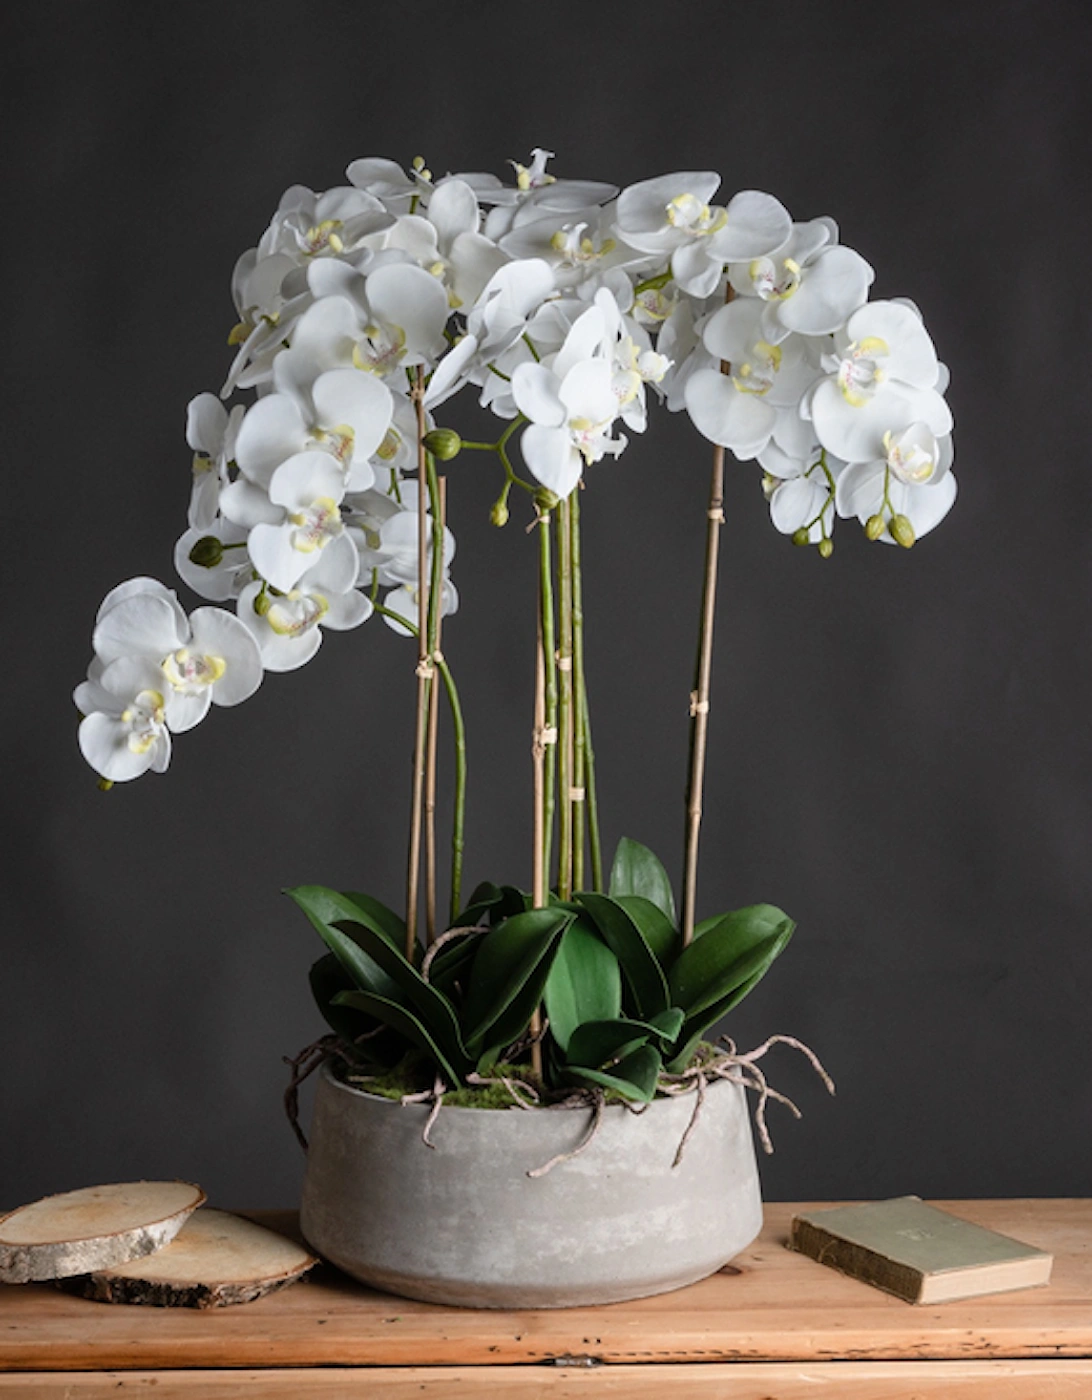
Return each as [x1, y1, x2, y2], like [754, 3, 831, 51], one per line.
[300, 1063, 762, 1308]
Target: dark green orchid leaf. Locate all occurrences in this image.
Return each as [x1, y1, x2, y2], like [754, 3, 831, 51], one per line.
[543, 918, 622, 1052]
[576, 892, 670, 1019]
[566, 1044, 663, 1103]
[455, 882, 532, 929]
[426, 928, 485, 999]
[565, 1018, 652, 1069]
[668, 904, 794, 1017]
[647, 1006, 685, 1042]
[609, 837, 676, 923]
[287, 886, 401, 1000]
[331, 917, 468, 1073]
[340, 890, 406, 948]
[666, 918, 795, 1072]
[333, 990, 463, 1086]
[460, 907, 573, 1056]
[309, 952, 377, 1043]
[614, 894, 678, 968]
[693, 912, 724, 941]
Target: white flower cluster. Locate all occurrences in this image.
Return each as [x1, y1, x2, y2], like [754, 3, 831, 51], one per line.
[75, 151, 956, 781]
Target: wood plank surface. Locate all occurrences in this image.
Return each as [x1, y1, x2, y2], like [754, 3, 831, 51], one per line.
[5, 1360, 1092, 1398]
[1, 1201, 1089, 1373]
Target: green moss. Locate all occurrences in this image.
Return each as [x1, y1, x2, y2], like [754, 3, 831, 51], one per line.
[342, 1058, 541, 1110]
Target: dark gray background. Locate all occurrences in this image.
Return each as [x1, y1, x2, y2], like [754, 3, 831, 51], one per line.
[3, 0, 1090, 1212]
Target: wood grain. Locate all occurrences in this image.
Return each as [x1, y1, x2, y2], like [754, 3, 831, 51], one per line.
[0, 1200, 1088, 1374]
[4, 1360, 1092, 1398]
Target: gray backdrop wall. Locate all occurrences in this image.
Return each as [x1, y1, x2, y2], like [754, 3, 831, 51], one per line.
[3, 0, 1090, 1211]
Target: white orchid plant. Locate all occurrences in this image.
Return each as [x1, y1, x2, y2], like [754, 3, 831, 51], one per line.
[75, 150, 954, 1115]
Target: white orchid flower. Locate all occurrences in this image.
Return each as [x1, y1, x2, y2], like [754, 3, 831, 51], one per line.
[499, 204, 643, 293]
[758, 440, 847, 543]
[227, 365, 393, 497]
[90, 581, 263, 733]
[835, 427, 956, 545]
[383, 180, 507, 310]
[257, 184, 394, 262]
[237, 567, 372, 673]
[245, 452, 359, 594]
[684, 300, 817, 458]
[222, 252, 313, 397]
[616, 174, 791, 298]
[76, 656, 173, 782]
[810, 301, 953, 463]
[593, 288, 669, 432]
[186, 394, 245, 531]
[466, 258, 558, 361]
[301, 263, 450, 381]
[728, 218, 875, 339]
[511, 303, 627, 498]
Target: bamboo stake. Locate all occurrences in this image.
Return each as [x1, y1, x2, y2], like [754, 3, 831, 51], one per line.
[681, 288, 735, 945]
[424, 474, 446, 944]
[405, 370, 431, 961]
[539, 513, 557, 890]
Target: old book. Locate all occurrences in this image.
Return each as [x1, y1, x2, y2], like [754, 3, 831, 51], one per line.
[789, 1197, 1053, 1303]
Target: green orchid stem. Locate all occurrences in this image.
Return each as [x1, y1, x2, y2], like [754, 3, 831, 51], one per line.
[557, 498, 574, 901]
[455, 421, 536, 495]
[582, 683, 603, 892]
[424, 452, 445, 944]
[498, 443, 536, 494]
[373, 601, 467, 924]
[538, 512, 557, 891]
[406, 374, 431, 959]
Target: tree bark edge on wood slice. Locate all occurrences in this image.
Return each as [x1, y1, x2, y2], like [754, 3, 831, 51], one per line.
[61, 1208, 318, 1308]
[0, 1181, 206, 1285]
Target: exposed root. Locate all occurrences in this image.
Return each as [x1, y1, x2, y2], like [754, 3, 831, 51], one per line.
[283, 1035, 362, 1152]
[658, 1033, 835, 1165]
[527, 1089, 605, 1178]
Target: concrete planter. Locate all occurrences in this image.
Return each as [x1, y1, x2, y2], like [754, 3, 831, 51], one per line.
[300, 1063, 762, 1308]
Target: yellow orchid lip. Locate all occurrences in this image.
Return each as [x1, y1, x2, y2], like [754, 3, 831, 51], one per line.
[302, 219, 345, 256]
[267, 591, 329, 637]
[666, 193, 727, 236]
[162, 649, 226, 693]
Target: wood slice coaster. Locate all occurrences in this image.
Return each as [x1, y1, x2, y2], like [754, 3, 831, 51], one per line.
[0, 1180, 205, 1284]
[65, 1208, 318, 1308]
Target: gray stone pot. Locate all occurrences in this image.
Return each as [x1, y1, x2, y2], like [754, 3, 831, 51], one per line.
[300, 1064, 762, 1308]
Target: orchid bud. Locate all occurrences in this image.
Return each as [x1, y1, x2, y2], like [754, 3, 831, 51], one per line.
[490, 498, 510, 527]
[97, 777, 114, 792]
[534, 487, 560, 513]
[791, 527, 810, 547]
[865, 514, 886, 542]
[252, 589, 272, 617]
[189, 535, 224, 568]
[423, 428, 462, 461]
[890, 514, 916, 549]
[818, 537, 834, 559]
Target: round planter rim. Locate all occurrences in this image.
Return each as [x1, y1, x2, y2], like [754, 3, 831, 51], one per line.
[315, 1057, 712, 1118]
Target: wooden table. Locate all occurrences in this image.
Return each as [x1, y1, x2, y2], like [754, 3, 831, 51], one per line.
[1, 1200, 1090, 1397]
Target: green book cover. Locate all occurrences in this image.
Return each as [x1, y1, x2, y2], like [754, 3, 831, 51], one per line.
[790, 1197, 1053, 1303]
